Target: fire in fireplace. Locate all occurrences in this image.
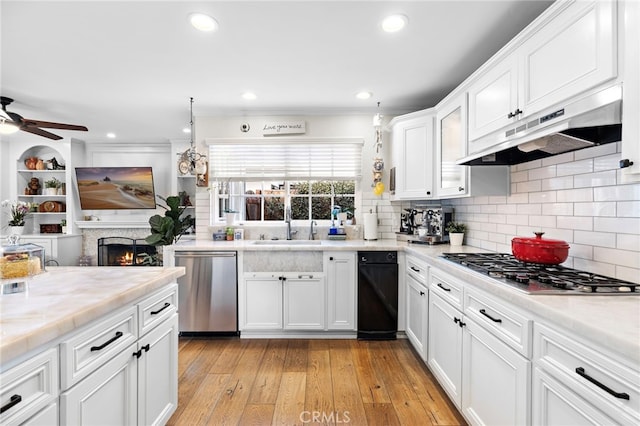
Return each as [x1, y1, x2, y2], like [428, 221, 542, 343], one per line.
[97, 237, 157, 266]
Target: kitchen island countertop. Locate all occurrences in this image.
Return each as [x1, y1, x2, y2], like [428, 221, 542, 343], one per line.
[0, 266, 184, 367]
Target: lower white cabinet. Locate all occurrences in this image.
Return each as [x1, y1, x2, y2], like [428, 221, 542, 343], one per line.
[22, 402, 58, 426]
[405, 256, 429, 359]
[325, 252, 356, 330]
[243, 272, 325, 331]
[532, 322, 640, 425]
[427, 267, 530, 426]
[60, 341, 138, 425]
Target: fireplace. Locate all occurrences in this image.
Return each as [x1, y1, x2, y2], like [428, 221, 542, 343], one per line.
[97, 237, 157, 266]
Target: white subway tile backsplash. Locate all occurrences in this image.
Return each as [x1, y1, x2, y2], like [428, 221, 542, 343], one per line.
[507, 214, 529, 225]
[516, 203, 542, 215]
[594, 247, 640, 269]
[541, 176, 574, 190]
[616, 201, 640, 217]
[557, 216, 592, 231]
[574, 143, 618, 160]
[573, 258, 616, 277]
[488, 196, 507, 204]
[593, 153, 622, 172]
[593, 217, 640, 234]
[529, 215, 557, 229]
[557, 188, 593, 203]
[542, 203, 574, 216]
[615, 265, 640, 283]
[593, 184, 640, 201]
[542, 151, 574, 166]
[617, 234, 640, 251]
[556, 158, 593, 177]
[511, 170, 529, 183]
[573, 170, 617, 188]
[573, 202, 616, 217]
[516, 180, 542, 193]
[528, 191, 557, 204]
[568, 243, 593, 260]
[574, 230, 616, 248]
[515, 159, 542, 171]
[528, 165, 556, 180]
[488, 214, 507, 224]
[507, 193, 529, 204]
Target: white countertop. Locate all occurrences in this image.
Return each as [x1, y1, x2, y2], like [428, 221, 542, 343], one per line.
[0, 266, 185, 366]
[170, 238, 640, 365]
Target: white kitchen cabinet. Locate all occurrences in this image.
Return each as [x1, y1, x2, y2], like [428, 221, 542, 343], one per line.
[324, 252, 356, 330]
[428, 266, 531, 425]
[8, 234, 81, 266]
[532, 322, 640, 425]
[60, 342, 138, 425]
[405, 256, 428, 359]
[137, 313, 178, 426]
[243, 272, 325, 331]
[390, 110, 435, 200]
[0, 348, 58, 426]
[461, 317, 530, 426]
[621, 0, 640, 179]
[428, 289, 463, 407]
[21, 402, 57, 426]
[435, 92, 509, 198]
[468, 0, 617, 151]
[284, 275, 325, 330]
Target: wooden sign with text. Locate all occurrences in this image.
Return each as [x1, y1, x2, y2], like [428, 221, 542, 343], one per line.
[262, 121, 306, 136]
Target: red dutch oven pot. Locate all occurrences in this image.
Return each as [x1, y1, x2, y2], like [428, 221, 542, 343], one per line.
[511, 232, 570, 264]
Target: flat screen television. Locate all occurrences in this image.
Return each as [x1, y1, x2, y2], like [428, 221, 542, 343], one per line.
[75, 167, 157, 210]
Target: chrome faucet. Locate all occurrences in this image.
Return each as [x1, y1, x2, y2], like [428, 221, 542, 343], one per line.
[285, 207, 297, 240]
[309, 220, 317, 240]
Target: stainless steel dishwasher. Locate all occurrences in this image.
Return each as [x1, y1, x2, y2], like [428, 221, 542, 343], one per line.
[174, 251, 238, 336]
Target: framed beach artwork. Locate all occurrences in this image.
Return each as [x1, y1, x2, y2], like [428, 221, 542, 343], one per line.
[74, 167, 157, 210]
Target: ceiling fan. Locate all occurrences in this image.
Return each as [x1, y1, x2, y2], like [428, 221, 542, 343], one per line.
[0, 96, 88, 140]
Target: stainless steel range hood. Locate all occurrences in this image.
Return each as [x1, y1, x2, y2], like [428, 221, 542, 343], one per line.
[457, 85, 622, 166]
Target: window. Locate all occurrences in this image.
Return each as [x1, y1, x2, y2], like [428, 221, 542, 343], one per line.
[214, 180, 355, 223]
[208, 137, 362, 224]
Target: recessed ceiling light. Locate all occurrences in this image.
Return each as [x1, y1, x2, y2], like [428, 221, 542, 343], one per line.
[382, 14, 408, 33]
[189, 13, 218, 32]
[356, 91, 373, 100]
[106, 133, 116, 138]
[183, 128, 191, 134]
[242, 92, 257, 100]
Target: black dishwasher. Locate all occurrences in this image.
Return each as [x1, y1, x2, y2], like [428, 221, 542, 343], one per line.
[357, 251, 398, 339]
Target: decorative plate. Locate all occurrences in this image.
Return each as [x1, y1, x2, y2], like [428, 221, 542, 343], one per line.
[178, 160, 191, 175]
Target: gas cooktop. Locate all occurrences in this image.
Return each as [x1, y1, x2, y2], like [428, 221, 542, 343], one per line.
[441, 253, 638, 295]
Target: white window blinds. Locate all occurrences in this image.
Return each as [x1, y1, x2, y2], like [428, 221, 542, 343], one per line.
[207, 137, 363, 181]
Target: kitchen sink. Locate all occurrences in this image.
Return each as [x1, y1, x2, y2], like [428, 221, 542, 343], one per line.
[251, 240, 322, 245]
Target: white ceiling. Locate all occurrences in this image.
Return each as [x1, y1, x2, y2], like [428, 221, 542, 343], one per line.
[1, 0, 553, 143]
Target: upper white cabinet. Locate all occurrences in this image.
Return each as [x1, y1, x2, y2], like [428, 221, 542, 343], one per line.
[391, 110, 435, 200]
[435, 93, 510, 199]
[468, 0, 617, 152]
[621, 0, 640, 179]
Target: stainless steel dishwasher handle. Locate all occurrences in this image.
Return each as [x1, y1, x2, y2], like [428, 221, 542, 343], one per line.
[174, 252, 236, 258]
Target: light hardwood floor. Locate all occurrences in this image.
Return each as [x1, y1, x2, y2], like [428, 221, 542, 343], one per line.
[168, 338, 466, 426]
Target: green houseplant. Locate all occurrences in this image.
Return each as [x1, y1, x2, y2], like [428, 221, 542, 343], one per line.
[144, 195, 195, 265]
[445, 221, 467, 246]
[44, 177, 62, 195]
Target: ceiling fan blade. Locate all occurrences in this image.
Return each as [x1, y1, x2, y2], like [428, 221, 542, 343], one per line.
[22, 119, 87, 131]
[20, 126, 63, 140]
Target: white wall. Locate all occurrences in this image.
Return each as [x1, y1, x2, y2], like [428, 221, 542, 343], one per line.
[443, 142, 640, 282]
[194, 114, 395, 240]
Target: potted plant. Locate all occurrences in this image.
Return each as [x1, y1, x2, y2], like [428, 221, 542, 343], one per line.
[144, 195, 195, 265]
[225, 227, 234, 241]
[60, 219, 67, 234]
[44, 177, 62, 195]
[446, 221, 467, 246]
[2, 200, 30, 235]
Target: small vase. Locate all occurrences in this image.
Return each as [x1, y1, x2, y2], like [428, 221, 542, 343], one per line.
[225, 212, 235, 226]
[44, 188, 58, 196]
[449, 233, 464, 246]
[8, 226, 25, 236]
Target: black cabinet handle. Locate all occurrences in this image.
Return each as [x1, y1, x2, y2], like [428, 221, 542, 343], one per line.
[0, 394, 22, 414]
[458, 186, 464, 192]
[479, 309, 502, 323]
[329, 257, 334, 261]
[142, 344, 150, 352]
[133, 349, 142, 359]
[454, 317, 460, 324]
[458, 320, 466, 328]
[515, 108, 523, 116]
[410, 266, 420, 273]
[437, 283, 451, 292]
[419, 291, 425, 296]
[508, 111, 516, 119]
[151, 302, 170, 315]
[575, 367, 630, 400]
[620, 159, 634, 169]
[91, 331, 124, 352]
[426, 191, 431, 195]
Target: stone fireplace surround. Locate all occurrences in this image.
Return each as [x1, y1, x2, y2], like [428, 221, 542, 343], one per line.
[82, 228, 152, 266]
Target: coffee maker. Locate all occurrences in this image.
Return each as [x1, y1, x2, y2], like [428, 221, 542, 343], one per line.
[420, 206, 454, 244]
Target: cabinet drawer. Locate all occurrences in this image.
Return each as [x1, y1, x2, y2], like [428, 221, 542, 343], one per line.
[0, 348, 58, 426]
[406, 256, 428, 284]
[138, 284, 178, 336]
[429, 268, 463, 310]
[60, 306, 137, 389]
[464, 286, 532, 358]
[534, 323, 640, 423]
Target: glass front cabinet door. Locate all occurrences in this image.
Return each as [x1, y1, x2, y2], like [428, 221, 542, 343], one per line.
[436, 94, 468, 198]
